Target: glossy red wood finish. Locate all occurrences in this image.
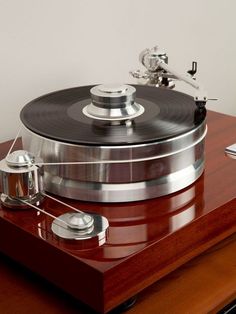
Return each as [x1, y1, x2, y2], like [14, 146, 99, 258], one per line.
[1, 233, 236, 314]
[0, 110, 236, 313]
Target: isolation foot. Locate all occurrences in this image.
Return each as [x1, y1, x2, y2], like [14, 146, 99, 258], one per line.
[111, 295, 137, 313]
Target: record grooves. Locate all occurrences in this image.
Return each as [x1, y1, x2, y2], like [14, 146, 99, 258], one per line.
[20, 85, 205, 146]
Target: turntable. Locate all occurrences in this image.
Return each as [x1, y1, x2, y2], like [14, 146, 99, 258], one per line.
[0, 47, 235, 313]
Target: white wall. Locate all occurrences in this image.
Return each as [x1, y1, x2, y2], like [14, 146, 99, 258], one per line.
[0, 0, 236, 142]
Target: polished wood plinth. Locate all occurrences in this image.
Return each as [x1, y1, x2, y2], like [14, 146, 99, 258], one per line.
[0, 233, 235, 314]
[0, 111, 236, 313]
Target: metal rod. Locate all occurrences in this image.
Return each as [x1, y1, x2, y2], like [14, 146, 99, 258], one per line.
[158, 60, 201, 90]
[41, 192, 83, 214]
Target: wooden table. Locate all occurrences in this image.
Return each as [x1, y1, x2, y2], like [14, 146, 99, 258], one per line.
[0, 232, 235, 314]
[0, 110, 236, 313]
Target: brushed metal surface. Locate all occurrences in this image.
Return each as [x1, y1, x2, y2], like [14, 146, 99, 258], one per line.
[21, 121, 206, 202]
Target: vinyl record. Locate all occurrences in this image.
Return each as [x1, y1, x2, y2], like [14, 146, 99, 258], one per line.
[20, 85, 206, 146]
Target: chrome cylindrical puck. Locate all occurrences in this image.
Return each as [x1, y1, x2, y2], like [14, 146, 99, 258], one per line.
[0, 150, 44, 208]
[51, 212, 109, 241]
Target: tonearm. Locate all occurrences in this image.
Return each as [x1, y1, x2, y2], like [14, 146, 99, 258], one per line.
[130, 46, 208, 109]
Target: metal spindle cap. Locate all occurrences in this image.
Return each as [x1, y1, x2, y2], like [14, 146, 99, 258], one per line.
[91, 84, 135, 108]
[82, 84, 144, 121]
[6, 150, 34, 167]
[66, 213, 94, 230]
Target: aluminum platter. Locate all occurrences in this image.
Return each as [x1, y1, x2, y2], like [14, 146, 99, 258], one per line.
[20, 84, 207, 202]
